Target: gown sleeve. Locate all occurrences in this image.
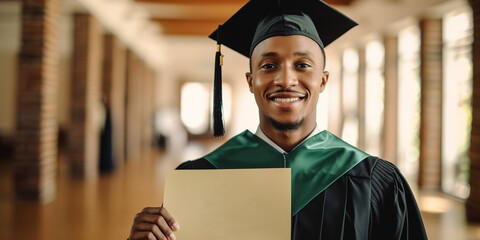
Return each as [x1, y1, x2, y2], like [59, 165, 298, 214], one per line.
[370, 159, 428, 240]
[176, 158, 216, 169]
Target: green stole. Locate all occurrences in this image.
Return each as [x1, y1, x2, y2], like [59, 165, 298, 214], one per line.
[203, 130, 369, 216]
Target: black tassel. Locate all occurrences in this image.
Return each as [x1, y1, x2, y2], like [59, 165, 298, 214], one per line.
[213, 25, 224, 137]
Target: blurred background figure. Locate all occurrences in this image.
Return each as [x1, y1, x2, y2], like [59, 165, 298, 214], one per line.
[99, 94, 115, 174]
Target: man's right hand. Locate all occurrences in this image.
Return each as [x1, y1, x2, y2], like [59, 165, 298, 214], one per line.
[129, 206, 180, 240]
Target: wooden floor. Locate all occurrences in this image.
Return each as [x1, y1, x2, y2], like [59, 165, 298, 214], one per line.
[1, 146, 480, 240]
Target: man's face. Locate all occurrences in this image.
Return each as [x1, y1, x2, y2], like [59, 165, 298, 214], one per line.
[246, 35, 329, 131]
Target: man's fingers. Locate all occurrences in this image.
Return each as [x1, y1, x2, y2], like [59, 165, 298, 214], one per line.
[134, 223, 172, 240]
[154, 215, 176, 240]
[140, 207, 179, 231]
[130, 207, 180, 240]
[136, 219, 175, 240]
[141, 207, 163, 214]
[132, 213, 176, 240]
[159, 207, 180, 231]
[130, 231, 160, 240]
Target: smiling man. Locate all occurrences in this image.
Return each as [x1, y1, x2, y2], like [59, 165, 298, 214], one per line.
[129, 0, 427, 239]
[247, 33, 328, 152]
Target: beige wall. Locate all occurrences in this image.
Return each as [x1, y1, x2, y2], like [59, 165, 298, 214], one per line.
[0, 2, 20, 136]
[57, 9, 75, 129]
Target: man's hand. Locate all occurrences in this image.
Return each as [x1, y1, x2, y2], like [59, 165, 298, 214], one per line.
[129, 207, 180, 240]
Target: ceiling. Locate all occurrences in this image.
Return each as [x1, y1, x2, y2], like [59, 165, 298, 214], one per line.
[133, 0, 355, 35]
[66, 0, 463, 69]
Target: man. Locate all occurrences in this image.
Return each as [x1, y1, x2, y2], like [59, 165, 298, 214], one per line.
[129, 0, 427, 239]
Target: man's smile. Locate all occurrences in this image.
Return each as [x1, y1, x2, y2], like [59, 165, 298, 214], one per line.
[272, 97, 301, 103]
[267, 90, 306, 99]
[267, 90, 306, 107]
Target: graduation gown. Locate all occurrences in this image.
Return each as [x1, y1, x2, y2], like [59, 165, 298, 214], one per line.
[177, 130, 427, 240]
[99, 105, 114, 173]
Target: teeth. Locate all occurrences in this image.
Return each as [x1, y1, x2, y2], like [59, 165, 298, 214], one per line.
[273, 97, 300, 103]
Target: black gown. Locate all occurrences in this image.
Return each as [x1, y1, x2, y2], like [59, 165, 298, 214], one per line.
[177, 156, 427, 240]
[99, 105, 114, 173]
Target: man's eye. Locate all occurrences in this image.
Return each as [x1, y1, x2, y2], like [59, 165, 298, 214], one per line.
[261, 64, 276, 69]
[297, 63, 311, 68]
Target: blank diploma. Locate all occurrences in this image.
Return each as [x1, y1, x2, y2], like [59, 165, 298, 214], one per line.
[163, 168, 291, 240]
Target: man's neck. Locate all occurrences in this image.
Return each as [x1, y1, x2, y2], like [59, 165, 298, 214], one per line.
[259, 121, 317, 152]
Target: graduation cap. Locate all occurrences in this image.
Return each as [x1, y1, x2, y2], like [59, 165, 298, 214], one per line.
[209, 0, 358, 137]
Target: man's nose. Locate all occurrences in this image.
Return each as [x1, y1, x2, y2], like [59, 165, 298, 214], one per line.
[275, 66, 298, 88]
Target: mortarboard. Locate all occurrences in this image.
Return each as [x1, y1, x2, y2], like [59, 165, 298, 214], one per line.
[209, 0, 358, 137]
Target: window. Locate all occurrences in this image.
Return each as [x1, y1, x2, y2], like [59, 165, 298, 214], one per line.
[397, 26, 421, 180]
[442, 9, 473, 199]
[365, 41, 385, 156]
[341, 48, 359, 146]
[180, 82, 232, 135]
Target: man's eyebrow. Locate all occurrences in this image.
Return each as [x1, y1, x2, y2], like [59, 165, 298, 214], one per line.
[259, 52, 278, 58]
[255, 52, 278, 64]
[294, 51, 313, 57]
[255, 51, 314, 62]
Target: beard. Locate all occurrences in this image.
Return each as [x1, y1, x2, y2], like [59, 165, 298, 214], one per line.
[268, 117, 304, 131]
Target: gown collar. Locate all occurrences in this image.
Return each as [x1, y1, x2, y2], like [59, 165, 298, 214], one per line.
[254, 125, 321, 154]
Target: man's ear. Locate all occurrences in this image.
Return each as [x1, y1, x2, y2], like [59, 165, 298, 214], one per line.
[246, 72, 254, 93]
[319, 71, 330, 93]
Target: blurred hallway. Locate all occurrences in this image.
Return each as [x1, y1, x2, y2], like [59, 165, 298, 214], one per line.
[2, 0, 480, 239]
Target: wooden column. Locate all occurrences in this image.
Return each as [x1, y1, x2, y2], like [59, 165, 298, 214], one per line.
[102, 34, 113, 106]
[357, 48, 366, 151]
[102, 34, 126, 167]
[112, 36, 127, 166]
[418, 18, 443, 189]
[467, 0, 480, 222]
[14, 0, 61, 202]
[125, 51, 142, 160]
[69, 14, 103, 178]
[383, 36, 399, 163]
[141, 65, 155, 149]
